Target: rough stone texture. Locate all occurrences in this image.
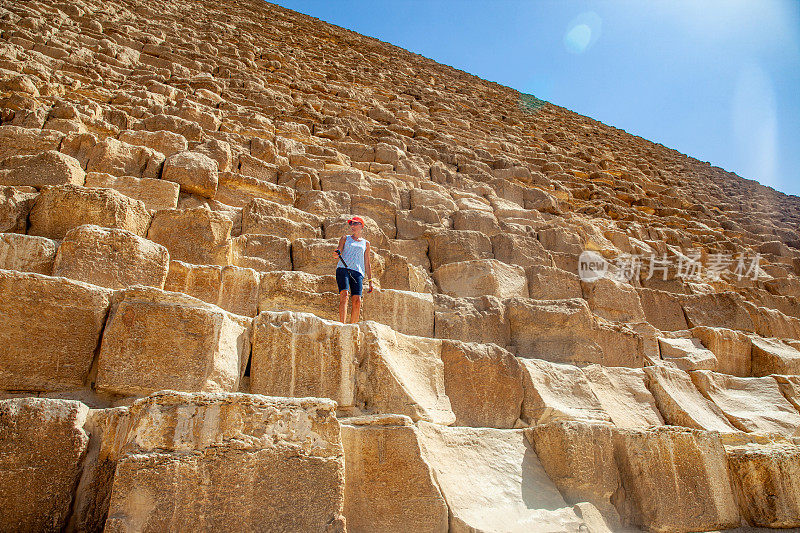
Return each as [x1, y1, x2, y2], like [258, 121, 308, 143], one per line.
[86, 137, 165, 179]
[53, 224, 169, 289]
[340, 415, 448, 533]
[0, 125, 63, 160]
[259, 270, 339, 321]
[0, 232, 57, 274]
[251, 311, 359, 408]
[434, 258, 529, 299]
[0, 185, 37, 233]
[0, 150, 85, 188]
[103, 392, 346, 532]
[750, 336, 800, 376]
[658, 335, 718, 372]
[147, 208, 232, 265]
[95, 287, 251, 396]
[84, 172, 180, 211]
[29, 185, 152, 239]
[582, 365, 664, 428]
[0, 398, 90, 533]
[164, 260, 260, 316]
[692, 326, 752, 377]
[162, 150, 219, 198]
[434, 294, 510, 347]
[230, 233, 292, 272]
[0, 270, 111, 391]
[581, 277, 646, 323]
[360, 288, 434, 337]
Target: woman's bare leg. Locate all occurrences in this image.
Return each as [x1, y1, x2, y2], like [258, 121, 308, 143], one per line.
[350, 295, 362, 323]
[339, 290, 349, 323]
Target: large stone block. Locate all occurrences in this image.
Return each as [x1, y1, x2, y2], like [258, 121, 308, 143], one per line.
[29, 184, 151, 239]
[526, 265, 582, 300]
[426, 229, 492, 270]
[86, 137, 164, 179]
[0, 125, 63, 160]
[103, 392, 345, 532]
[118, 129, 187, 157]
[434, 258, 528, 299]
[491, 232, 551, 268]
[582, 365, 664, 428]
[215, 171, 294, 207]
[0, 185, 37, 233]
[750, 336, 800, 376]
[0, 150, 85, 188]
[162, 150, 219, 198]
[0, 270, 111, 391]
[258, 270, 339, 321]
[637, 287, 688, 331]
[643, 365, 738, 432]
[84, 172, 180, 211]
[691, 326, 752, 376]
[53, 224, 169, 289]
[519, 358, 613, 425]
[581, 277, 645, 323]
[358, 322, 454, 425]
[341, 415, 448, 533]
[441, 340, 523, 428]
[379, 251, 432, 292]
[242, 197, 321, 239]
[230, 233, 292, 271]
[433, 294, 510, 347]
[251, 311, 359, 407]
[681, 292, 755, 332]
[95, 287, 251, 396]
[0, 398, 90, 533]
[164, 260, 260, 317]
[361, 288, 434, 337]
[0, 232, 57, 274]
[658, 335, 718, 372]
[147, 208, 232, 265]
[690, 370, 800, 435]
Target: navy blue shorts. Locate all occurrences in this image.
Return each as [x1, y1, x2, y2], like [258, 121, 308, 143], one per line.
[336, 267, 363, 296]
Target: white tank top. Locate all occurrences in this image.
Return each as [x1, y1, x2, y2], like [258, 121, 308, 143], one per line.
[337, 235, 367, 275]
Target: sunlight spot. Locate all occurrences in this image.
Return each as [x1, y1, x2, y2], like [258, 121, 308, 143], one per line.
[564, 11, 602, 54]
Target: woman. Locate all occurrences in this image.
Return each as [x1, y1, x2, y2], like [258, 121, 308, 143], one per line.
[334, 216, 373, 323]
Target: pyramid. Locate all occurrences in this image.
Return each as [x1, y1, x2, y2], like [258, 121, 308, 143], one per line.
[2, 0, 800, 531]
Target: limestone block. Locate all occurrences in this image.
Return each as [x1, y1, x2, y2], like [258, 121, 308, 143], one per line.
[427, 229, 492, 270]
[690, 370, 800, 435]
[340, 415, 448, 533]
[103, 392, 345, 532]
[410, 188, 457, 214]
[637, 287, 689, 331]
[0, 150, 85, 188]
[519, 358, 612, 425]
[361, 288, 434, 337]
[582, 365, 664, 428]
[390, 238, 431, 270]
[435, 259, 528, 299]
[726, 443, 800, 528]
[84, 172, 179, 211]
[54, 225, 169, 289]
[581, 277, 646, 323]
[138, 114, 203, 142]
[681, 292, 755, 332]
[258, 270, 339, 321]
[162, 150, 219, 198]
[242, 197, 321, 240]
[351, 194, 398, 238]
[692, 326, 752, 376]
[750, 305, 800, 339]
[295, 189, 351, 219]
[95, 287, 251, 396]
[750, 336, 800, 376]
[0, 232, 57, 274]
[452, 208, 500, 236]
[0, 125, 63, 159]
[196, 139, 233, 172]
[251, 311, 359, 407]
[230, 234, 292, 271]
[291, 237, 344, 276]
[0, 270, 111, 391]
[434, 294, 510, 347]
[215, 171, 294, 207]
[416, 423, 605, 533]
[238, 152, 278, 182]
[0, 185, 37, 233]
[164, 260, 260, 317]
[658, 336, 718, 372]
[526, 265, 582, 300]
[441, 340, 523, 428]
[0, 398, 90, 532]
[613, 426, 740, 532]
[379, 252, 431, 292]
[147, 208, 231, 265]
[86, 137, 164, 179]
[358, 321, 454, 425]
[29, 185, 151, 239]
[643, 366, 738, 432]
[118, 129, 187, 157]
[774, 374, 800, 411]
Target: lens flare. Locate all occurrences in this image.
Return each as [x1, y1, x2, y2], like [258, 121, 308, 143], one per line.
[563, 11, 602, 54]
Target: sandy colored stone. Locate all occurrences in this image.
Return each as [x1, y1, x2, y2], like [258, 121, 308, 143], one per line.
[84, 172, 180, 211]
[433, 294, 510, 347]
[0, 125, 63, 160]
[258, 270, 339, 320]
[340, 416, 448, 533]
[164, 260, 260, 316]
[162, 150, 219, 198]
[519, 358, 613, 425]
[95, 287, 251, 396]
[690, 370, 800, 435]
[0, 270, 111, 391]
[0, 398, 90, 533]
[358, 321, 454, 424]
[491, 232, 551, 269]
[435, 258, 529, 299]
[379, 251, 432, 292]
[0, 232, 57, 274]
[54, 224, 169, 289]
[29, 184, 152, 239]
[526, 264, 583, 300]
[0, 150, 85, 188]
[86, 137, 164, 179]
[681, 291, 755, 332]
[230, 233, 292, 271]
[103, 391, 345, 532]
[582, 365, 664, 428]
[658, 335, 718, 372]
[774, 374, 800, 412]
[440, 340, 523, 428]
[750, 336, 800, 376]
[243, 197, 322, 239]
[215, 171, 294, 207]
[692, 326, 752, 376]
[637, 287, 689, 331]
[251, 311, 359, 407]
[361, 288, 434, 337]
[119, 129, 187, 157]
[581, 277, 646, 323]
[427, 229, 493, 270]
[147, 208, 232, 265]
[643, 365, 738, 432]
[0, 185, 37, 233]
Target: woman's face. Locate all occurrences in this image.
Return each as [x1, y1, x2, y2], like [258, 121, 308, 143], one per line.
[349, 221, 363, 236]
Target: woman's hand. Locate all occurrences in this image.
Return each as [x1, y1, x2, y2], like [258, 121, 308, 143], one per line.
[368, 279, 374, 293]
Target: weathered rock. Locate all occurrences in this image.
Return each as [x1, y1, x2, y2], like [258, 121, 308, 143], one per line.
[434, 294, 510, 347]
[251, 311, 359, 407]
[427, 229, 492, 270]
[162, 150, 219, 198]
[491, 232, 551, 268]
[119, 129, 188, 157]
[86, 137, 164, 179]
[0, 398, 90, 533]
[242, 197, 321, 240]
[0, 270, 111, 391]
[692, 326, 752, 376]
[95, 287, 251, 396]
[259, 270, 339, 321]
[750, 336, 800, 376]
[0, 150, 85, 188]
[230, 233, 292, 271]
[0, 232, 57, 274]
[84, 172, 180, 211]
[581, 277, 646, 323]
[340, 415, 448, 533]
[29, 184, 151, 239]
[0, 125, 63, 160]
[215, 171, 294, 207]
[526, 265, 583, 300]
[681, 292, 755, 332]
[164, 260, 260, 316]
[0, 185, 37, 233]
[147, 208, 232, 265]
[434, 258, 529, 299]
[657, 335, 718, 372]
[53, 224, 169, 289]
[637, 288, 689, 331]
[361, 288, 434, 337]
[582, 365, 664, 428]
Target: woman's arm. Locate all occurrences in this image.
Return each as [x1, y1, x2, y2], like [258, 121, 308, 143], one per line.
[335, 235, 346, 262]
[365, 241, 373, 291]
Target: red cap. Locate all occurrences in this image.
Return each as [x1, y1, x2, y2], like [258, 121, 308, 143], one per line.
[347, 216, 365, 225]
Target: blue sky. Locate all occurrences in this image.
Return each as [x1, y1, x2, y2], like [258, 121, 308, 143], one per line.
[270, 0, 800, 198]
